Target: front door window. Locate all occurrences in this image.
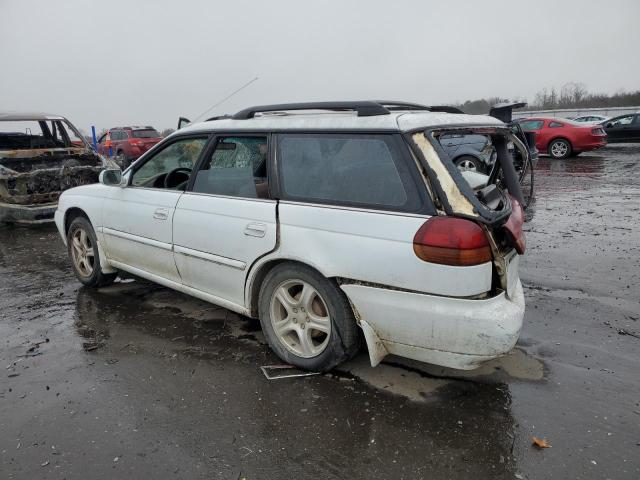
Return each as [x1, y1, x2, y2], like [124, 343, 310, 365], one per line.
[131, 137, 208, 189]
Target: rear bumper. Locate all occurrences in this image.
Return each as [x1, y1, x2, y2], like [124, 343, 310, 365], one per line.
[577, 138, 607, 151]
[341, 281, 525, 370]
[0, 201, 57, 224]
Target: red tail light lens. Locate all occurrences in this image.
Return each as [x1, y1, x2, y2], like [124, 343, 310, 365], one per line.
[503, 196, 526, 254]
[413, 217, 492, 266]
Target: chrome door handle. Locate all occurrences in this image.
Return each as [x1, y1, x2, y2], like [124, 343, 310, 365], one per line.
[153, 208, 169, 220]
[244, 222, 266, 237]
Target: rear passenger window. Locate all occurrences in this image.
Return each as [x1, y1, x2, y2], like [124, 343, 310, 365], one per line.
[192, 136, 269, 198]
[549, 121, 564, 128]
[277, 134, 422, 212]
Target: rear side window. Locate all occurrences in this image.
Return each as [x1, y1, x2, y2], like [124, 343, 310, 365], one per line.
[132, 129, 160, 138]
[277, 134, 423, 212]
[519, 120, 544, 130]
[549, 121, 564, 128]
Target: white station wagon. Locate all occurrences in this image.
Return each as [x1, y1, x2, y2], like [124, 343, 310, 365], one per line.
[55, 101, 527, 372]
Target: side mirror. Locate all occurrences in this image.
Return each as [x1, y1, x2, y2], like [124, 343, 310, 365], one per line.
[99, 169, 124, 186]
[605, 122, 613, 128]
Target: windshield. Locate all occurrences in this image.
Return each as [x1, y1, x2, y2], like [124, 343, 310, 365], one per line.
[132, 129, 160, 138]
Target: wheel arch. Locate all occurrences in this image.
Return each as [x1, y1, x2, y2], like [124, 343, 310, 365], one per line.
[246, 257, 334, 318]
[548, 136, 573, 149]
[64, 207, 90, 235]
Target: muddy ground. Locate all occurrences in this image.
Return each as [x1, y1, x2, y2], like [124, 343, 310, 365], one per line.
[1, 145, 639, 480]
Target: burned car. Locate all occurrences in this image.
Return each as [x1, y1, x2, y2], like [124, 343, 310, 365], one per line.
[0, 113, 108, 224]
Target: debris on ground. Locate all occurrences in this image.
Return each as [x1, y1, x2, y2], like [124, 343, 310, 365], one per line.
[532, 437, 551, 449]
[260, 364, 320, 380]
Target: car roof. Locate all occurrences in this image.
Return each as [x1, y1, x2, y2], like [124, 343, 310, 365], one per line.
[178, 110, 503, 135]
[0, 112, 67, 121]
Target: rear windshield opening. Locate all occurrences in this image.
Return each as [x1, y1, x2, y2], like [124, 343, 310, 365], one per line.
[132, 129, 160, 138]
[411, 127, 527, 222]
[431, 127, 527, 214]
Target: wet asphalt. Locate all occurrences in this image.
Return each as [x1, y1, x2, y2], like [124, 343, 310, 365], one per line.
[1, 145, 639, 480]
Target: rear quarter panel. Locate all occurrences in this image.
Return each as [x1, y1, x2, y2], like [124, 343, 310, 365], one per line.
[251, 202, 493, 298]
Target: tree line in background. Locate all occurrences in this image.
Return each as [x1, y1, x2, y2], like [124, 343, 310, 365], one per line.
[457, 83, 640, 114]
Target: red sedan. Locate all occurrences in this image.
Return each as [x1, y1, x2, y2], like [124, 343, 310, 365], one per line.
[517, 117, 607, 159]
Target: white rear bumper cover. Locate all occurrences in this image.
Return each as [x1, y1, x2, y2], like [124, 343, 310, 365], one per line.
[341, 281, 525, 370]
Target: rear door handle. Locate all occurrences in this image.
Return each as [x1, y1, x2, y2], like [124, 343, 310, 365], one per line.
[153, 208, 169, 220]
[244, 222, 266, 237]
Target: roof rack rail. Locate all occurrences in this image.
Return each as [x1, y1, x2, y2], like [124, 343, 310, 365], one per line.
[231, 101, 390, 119]
[426, 105, 464, 114]
[375, 101, 431, 111]
[204, 114, 233, 122]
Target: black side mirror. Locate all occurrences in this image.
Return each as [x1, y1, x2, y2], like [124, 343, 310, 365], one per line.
[177, 117, 191, 130]
[605, 122, 613, 128]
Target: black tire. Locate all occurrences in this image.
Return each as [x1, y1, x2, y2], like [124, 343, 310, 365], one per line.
[454, 155, 486, 174]
[258, 263, 360, 372]
[548, 138, 572, 159]
[67, 216, 117, 288]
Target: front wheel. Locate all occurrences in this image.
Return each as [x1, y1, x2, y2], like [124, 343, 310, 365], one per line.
[67, 217, 117, 288]
[548, 139, 572, 159]
[258, 263, 360, 372]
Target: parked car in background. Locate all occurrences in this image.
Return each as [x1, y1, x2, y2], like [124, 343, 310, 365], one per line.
[571, 115, 609, 124]
[516, 117, 606, 159]
[440, 133, 496, 173]
[601, 113, 640, 143]
[55, 101, 527, 372]
[0, 113, 107, 224]
[97, 126, 162, 167]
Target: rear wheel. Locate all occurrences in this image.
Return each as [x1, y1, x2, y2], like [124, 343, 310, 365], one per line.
[67, 217, 117, 288]
[548, 139, 572, 159]
[454, 155, 486, 174]
[258, 263, 359, 372]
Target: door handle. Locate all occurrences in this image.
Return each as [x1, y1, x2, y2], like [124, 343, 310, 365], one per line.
[153, 208, 169, 220]
[244, 222, 266, 237]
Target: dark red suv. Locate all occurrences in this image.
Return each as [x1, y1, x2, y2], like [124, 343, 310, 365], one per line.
[97, 126, 162, 166]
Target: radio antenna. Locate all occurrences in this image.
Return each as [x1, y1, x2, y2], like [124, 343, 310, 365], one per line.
[192, 76, 259, 121]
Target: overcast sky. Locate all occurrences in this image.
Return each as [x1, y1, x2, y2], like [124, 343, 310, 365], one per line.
[1, 0, 638, 133]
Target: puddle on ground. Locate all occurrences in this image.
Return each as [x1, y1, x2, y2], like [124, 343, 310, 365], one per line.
[92, 279, 544, 402]
[338, 348, 544, 402]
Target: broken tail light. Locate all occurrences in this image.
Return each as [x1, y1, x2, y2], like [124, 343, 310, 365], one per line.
[413, 217, 492, 266]
[502, 196, 526, 254]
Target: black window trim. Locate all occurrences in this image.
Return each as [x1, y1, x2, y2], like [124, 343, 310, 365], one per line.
[127, 132, 213, 187]
[273, 132, 435, 215]
[185, 132, 273, 199]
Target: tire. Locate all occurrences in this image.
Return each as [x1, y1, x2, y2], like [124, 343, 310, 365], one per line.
[67, 216, 117, 288]
[454, 155, 486, 174]
[548, 138, 572, 159]
[258, 263, 360, 372]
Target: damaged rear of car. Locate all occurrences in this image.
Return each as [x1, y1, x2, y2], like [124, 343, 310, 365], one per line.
[0, 114, 107, 224]
[355, 120, 528, 369]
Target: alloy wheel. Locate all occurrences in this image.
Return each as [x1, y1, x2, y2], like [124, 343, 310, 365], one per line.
[269, 279, 331, 358]
[71, 227, 95, 278]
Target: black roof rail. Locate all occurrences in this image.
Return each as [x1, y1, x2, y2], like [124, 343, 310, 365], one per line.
[427, 105, 464, 114]
[376, 101, 464, 114]
[231, 101, 390, 119]
[375, 101, 431, 111]
[204, 114, 233, 122]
